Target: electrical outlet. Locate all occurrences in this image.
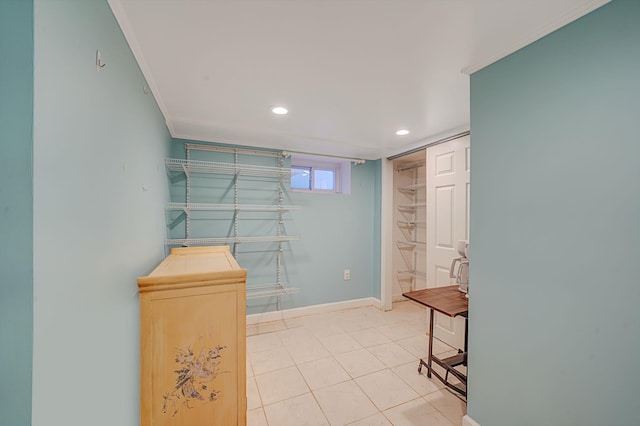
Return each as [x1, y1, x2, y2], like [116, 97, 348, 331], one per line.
[344, 269, 351, 280]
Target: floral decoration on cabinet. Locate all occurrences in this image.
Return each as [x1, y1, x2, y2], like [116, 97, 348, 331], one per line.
[162, 344, 228, 417]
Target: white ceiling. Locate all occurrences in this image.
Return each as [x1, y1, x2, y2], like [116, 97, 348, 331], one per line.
[109, 0, 609, 160]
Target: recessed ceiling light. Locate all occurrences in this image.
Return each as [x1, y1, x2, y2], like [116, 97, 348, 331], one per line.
[396, 129, 410, 136]
[271, 106, 288, 115]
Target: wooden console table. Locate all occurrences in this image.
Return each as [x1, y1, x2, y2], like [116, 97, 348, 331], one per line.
[402, 285, 468, 398]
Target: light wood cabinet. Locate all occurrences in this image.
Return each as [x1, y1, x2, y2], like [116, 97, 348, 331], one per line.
[138, 246, 247, 425]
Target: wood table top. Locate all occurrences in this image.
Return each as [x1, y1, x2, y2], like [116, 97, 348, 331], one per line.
[402, 285, 468, 317]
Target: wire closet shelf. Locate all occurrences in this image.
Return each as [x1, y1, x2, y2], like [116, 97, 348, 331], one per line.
[165, 158, 292, 178]
[166, 203, 300, 212]
[165, 144, 300, 309]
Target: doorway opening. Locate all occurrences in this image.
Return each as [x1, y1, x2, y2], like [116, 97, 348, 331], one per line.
[383, 134, 470, 351]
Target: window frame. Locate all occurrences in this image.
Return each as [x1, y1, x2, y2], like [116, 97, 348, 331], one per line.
[290, 155, 350, 194]
[290, 165, 313, 191]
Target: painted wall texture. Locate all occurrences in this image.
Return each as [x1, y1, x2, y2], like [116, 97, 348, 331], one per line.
[168, 140, 382, 315]
[32, 0, 171, 424]
[468, 1, 640, 424]
[284, 158, 381, 310]
[0, 0, 34, 424]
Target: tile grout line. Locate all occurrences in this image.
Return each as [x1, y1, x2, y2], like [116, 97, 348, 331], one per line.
[247, 302, 463, 426]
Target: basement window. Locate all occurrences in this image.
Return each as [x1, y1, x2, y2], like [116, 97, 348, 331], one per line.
[290, 155, 351, 194]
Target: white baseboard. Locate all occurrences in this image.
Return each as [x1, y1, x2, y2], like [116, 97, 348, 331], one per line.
[246, 297, 381, 325]
[462, 415, 480, 426]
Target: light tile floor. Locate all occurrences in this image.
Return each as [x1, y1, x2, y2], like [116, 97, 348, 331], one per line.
[246, 300, 466, 426]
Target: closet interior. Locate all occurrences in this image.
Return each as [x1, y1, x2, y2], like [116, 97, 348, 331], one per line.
[391, 150, 427, 303]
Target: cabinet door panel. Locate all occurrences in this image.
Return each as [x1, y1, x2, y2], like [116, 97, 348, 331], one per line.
[147, 287, 239, 425]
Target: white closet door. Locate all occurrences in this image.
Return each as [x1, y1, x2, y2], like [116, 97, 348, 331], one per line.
[426, 135, 470, 350]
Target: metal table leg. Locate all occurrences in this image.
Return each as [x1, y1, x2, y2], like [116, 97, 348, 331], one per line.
[427, 308, 434, 377]
[417, 308, 467, 398]
[418, 308, 435, 378]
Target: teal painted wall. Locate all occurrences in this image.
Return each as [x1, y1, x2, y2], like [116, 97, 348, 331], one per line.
[32, 0, 171, 424]
[169, 140, 381, 314]
[286, 159, 380, 310]
[0, 0, 34, 424]
[469, 1, 640, 424]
